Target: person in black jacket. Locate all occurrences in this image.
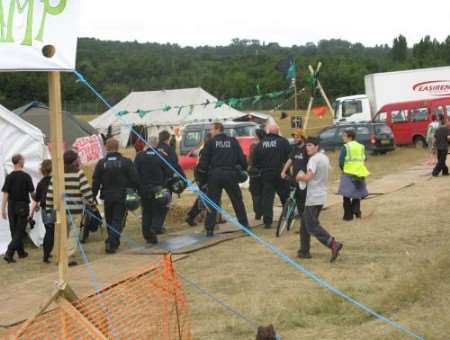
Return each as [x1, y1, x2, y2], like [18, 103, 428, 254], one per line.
[432, 114, 450, 177]
[1, 154, 34, 263]
[197, 122, 249, 237]
[281, 129, 309, 219]
[134, 136, 172, 244]
[31, 160, 54, 263]
[253, 124, 291, 228]
[158, 130, 185, 178]
[92, 138, 140, 253]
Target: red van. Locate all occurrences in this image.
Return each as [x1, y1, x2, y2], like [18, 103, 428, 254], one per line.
[373, 97, 450, 146]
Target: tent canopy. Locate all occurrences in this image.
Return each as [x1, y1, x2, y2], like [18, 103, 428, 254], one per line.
[0, 104, 47, 254]
[15, 101, 98, 146]
[90, 88, 246, 144]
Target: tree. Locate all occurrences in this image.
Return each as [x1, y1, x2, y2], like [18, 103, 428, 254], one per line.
[392, 34, 408, 62]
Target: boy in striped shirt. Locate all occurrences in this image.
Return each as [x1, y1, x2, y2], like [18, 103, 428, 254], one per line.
[46, 150, 94, 266]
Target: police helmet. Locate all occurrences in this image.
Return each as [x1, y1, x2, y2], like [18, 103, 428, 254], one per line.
[169, 176, 187, 194]
[126, 189, 141, 211]
[81, 207, 103, 232]
[154, 187, 172, 206]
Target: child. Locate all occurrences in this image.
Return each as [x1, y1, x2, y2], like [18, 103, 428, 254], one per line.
[32, 160, 54, 263]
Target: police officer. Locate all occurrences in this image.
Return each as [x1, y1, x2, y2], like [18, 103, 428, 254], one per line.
[92, 138, 140, 253]
[337, 129, 370, 220]
[197, 122, 249, 237]
[253, 124, 291, 228]
[135, 136, 172, 244]
[158, 130, 185, 178]
[281, 129, 309, 218]
[1, 154, 34, 263]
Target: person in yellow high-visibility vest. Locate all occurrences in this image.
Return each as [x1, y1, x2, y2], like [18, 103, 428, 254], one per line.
[338, 129, 370, 221]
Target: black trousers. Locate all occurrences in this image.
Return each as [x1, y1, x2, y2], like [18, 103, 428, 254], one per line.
[6, 201, 29, 257]
[249, 176, 263, 218]
[294, 188, 307, 217]
[432, 149, 449, 176]
[141, 197, 168, 241]
[42, 210, 55, 259]
[261, 174, 289, 225]
[299, 205, 333, 254]
[343, 197, 361, 220]
[104, 200, 127, 249]
[187, 184, 207, 220]
[205, 169, 248, 231]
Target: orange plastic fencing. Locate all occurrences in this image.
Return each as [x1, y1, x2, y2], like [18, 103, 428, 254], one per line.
[9, 255, 192, 340]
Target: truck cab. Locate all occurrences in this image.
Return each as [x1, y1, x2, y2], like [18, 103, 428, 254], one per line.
[333, 94, 372, 123]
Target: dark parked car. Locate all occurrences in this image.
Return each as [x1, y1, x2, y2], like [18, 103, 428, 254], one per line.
[318, 122, 395, 154]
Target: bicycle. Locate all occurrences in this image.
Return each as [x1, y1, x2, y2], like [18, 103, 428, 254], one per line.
[276, 173, 306, 237]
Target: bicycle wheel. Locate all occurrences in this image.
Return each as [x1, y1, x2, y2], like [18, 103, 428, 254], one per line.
[276, 198, 296, 237]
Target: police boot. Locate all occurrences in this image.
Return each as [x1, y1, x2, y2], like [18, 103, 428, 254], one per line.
[343, 198, 353, 221]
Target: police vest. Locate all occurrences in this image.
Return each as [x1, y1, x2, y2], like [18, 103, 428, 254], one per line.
[343, 141, 370, 178]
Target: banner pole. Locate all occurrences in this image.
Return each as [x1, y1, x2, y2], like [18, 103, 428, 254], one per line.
[48, 71, 68, 284]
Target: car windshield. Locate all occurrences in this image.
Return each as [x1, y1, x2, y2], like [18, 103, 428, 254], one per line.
[183, 130, 202, 147]
[374, 125, 392, 135]
[234, 125, 257, 136]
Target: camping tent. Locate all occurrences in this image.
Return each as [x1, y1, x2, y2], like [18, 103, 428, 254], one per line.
[0, 105, 47, 255]
[15, 101, 98, 146]
[90, 88, 246, 146]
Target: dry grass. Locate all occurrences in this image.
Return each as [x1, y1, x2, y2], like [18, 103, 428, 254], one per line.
[2, 114, 445, 338]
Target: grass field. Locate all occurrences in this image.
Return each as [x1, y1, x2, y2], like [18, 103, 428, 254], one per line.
[2, 113, 448, 338]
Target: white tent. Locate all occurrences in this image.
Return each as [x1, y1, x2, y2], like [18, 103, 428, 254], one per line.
[90, 87, 246, 146]
[0, 105, 47, 255]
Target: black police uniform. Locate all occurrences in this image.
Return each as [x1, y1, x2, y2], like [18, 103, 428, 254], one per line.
[253, 133, 291, 226]
[248, 141, 263, 219]
[134, 148, 171, 243]
[197, 133, 249, 235]
[289, 143, 309, 217]
[92, 152, 140, 251]
[158, 142, 186, 178]
[2, 170, 34, 261]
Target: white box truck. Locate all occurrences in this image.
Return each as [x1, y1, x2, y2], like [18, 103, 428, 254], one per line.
[333, 66, 450, 123]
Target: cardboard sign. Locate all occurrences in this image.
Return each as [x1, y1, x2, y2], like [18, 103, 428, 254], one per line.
[0, 0, 79, 71]
[73, 135, 105, 165]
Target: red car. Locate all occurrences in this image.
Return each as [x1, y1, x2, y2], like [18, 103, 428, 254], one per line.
[179, 136, 256, 171]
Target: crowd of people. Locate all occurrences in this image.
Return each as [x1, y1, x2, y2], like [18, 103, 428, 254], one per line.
[1, 121, 383, 266]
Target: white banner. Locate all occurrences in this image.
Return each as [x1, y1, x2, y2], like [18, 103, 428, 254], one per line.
[0, 0, 80, 71]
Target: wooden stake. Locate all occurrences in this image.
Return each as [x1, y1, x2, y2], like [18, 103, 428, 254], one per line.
[48, 71, 68, 283]
[59, 298, 108, 339]
[303, 96, 314, 132]
[14, 289, 60, 338]
[317, 80, 335, 119]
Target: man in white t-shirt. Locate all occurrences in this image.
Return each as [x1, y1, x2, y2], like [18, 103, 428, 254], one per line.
[296, 137, 343, 262]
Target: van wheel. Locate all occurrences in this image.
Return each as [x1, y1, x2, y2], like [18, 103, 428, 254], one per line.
[413, 136, 426, 149]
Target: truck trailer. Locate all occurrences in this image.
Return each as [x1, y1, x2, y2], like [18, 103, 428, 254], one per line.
[333, 66, 450, 123]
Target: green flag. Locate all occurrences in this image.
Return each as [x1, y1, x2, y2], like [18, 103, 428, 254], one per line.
[286, 62, 296, 80]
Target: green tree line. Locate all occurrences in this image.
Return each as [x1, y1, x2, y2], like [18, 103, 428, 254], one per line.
[0, 35, 449, 112]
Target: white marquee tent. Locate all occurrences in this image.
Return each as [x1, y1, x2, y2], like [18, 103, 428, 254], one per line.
[0, 105, 47, 255]
[90, 87, 246, 146]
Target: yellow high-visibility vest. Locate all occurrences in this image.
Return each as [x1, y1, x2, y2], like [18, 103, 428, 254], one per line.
[343, 141, 370, 178]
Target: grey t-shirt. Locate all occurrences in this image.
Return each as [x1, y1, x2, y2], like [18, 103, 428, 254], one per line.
[305, 151, 329, 206]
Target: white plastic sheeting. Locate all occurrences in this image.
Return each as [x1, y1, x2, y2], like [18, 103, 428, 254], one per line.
[0, 105, 47, 255]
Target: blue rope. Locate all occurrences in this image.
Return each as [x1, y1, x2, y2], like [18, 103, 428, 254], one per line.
[79, 206, 266, 336]
[73, 70, 424, 340]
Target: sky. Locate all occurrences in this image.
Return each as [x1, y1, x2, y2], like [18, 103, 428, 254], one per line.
[80, 0, 450, 48]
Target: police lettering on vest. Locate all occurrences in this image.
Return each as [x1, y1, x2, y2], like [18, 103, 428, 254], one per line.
[262, 140, 277, 148]
[216, 140, 231, 148]
[104, 156, 122, 169]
